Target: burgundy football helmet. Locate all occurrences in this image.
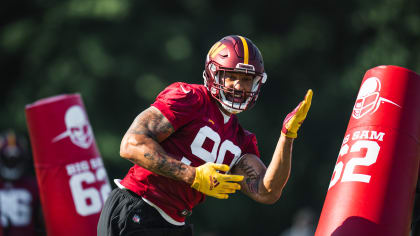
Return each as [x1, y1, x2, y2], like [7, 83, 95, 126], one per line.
[0, 130, 29, 180]
[203, 35, 267, 114]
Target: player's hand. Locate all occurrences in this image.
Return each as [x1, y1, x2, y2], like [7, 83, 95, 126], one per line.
[191, 163, 244, 199]
[281, 89, 313, 138]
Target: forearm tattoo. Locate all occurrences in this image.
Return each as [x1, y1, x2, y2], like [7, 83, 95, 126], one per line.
[143, 152, 187, 180]
[126, 107, 189, 181]
[237, 158, 263, 194]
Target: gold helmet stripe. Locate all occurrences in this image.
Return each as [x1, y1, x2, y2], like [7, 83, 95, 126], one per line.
[238, 36, 249, 64]
[208, 42, 221, 55]
[209, 42, 226, 58]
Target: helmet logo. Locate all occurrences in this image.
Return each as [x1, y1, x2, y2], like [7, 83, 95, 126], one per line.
[352, 77, 400, 119]
[53, 105, 93, 149]
[208, 42, 226, 59]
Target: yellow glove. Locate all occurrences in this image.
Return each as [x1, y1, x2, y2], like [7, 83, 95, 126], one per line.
[281, 89, 313, 138]
[191, 163, 244, 199]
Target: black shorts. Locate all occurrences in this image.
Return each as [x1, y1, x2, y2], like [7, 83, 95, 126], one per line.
[97, 188, 193, 236]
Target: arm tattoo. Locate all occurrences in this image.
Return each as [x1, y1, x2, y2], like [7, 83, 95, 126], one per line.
[128, 107, 174, 142]
[237, 158, 263, 194]
[144, 152, 187, 180]
[125, 107, 188, 180]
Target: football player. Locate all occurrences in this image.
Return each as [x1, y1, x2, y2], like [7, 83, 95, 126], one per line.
[0, 130, 44, 236]
[98, 35, 313, 235]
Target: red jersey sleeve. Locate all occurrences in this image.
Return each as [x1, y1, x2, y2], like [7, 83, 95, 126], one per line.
[244, 132, 260, 157]
[232, 131, 260, 167]
[151, 82, 205, 131]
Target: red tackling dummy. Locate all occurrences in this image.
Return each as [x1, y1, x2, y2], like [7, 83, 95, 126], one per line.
[315, 65, 420, 235]
[25, 94, 111, 236]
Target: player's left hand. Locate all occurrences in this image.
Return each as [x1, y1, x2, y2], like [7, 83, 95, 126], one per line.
[191, 163, 244, 199]
[281, 89, 313, 138]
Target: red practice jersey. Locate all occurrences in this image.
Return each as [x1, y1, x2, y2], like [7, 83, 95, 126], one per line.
[120, 82, 260, 223]
[0, 177, 41, 236]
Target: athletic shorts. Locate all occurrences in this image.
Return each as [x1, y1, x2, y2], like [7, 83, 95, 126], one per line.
[97, 188, 193, 236]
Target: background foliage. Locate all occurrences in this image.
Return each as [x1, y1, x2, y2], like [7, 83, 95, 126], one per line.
[2, 0, 420, 235]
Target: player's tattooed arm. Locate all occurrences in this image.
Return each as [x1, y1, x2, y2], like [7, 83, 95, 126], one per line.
[232, 136, 293, 204]
[231, 155, 267, 201]
[120, 106, 195, 184]
[236, 156, 264, 194]
[127, 106, 173, 142]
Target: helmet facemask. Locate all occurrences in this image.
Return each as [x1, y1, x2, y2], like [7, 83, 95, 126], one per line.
[204, 63, 267, 114]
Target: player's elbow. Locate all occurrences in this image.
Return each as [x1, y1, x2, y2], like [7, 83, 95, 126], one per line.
[259, 190, 282, 205]
[120, 139, 130, 159]
[120, 135, 135, 160]
[120, 134, 150, 163]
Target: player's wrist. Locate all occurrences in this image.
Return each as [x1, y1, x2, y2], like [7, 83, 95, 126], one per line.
[281, 126, 298, 138]
[281, 132, 297, 139]
[186, 165, 197, 186]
